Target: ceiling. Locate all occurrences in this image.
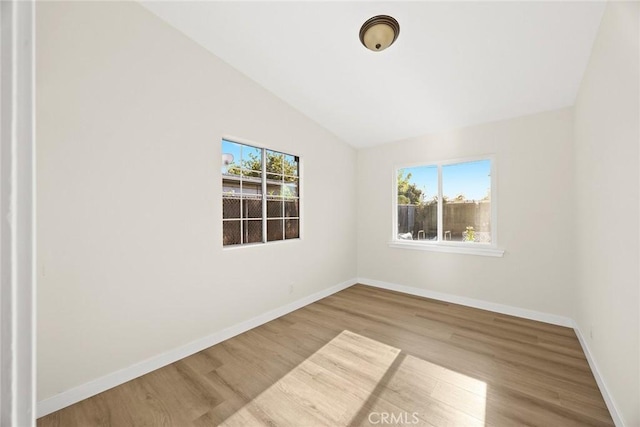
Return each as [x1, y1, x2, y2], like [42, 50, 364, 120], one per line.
[141, 1, 606, 148]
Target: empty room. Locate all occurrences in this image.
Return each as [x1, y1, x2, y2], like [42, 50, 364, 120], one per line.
[1, 0, 638, 426]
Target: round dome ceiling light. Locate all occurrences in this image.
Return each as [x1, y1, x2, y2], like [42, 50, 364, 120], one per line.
[359, 15, 400, 52]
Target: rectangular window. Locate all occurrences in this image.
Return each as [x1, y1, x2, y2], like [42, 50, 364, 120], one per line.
[222, 139, 299, 246]
[395, 158, 496, 250]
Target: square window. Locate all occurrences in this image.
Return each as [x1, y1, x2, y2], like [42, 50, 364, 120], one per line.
[222, 139, 300, 246]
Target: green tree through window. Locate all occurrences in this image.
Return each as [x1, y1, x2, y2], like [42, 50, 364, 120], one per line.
[397, 170, 424, 205]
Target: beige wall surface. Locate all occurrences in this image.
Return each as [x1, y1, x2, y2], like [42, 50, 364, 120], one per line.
[574, 1, 640, 425]
[357, 108, 576, 318]
[36, 1, 357, 401]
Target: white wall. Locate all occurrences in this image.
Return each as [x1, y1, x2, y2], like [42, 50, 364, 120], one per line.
[357, 108, 576, 318]
[36, 1, 356, 401]
[574, 1, 639, 425]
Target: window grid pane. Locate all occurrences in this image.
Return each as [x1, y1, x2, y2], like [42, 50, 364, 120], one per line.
[284, 199, 299, 218]
[223, 220, 241, 246]
[222, 194, 241, 219]
[243, 219, 263, 244]
[285, 219, 299, 239]
[267, 219, 284, 242]
[243, 197, 263, 219]
[267, 197, 283, 218]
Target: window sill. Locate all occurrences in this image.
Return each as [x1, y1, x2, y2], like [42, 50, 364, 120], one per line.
[223, 238, 301, 250]
[388, 241, 504, 257]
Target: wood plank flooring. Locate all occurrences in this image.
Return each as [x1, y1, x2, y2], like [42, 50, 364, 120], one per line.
[38, 284, 614, 426]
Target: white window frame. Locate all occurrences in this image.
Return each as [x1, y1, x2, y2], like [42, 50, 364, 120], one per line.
[221, 136, 301, 248]
[390, 155, 504, 257]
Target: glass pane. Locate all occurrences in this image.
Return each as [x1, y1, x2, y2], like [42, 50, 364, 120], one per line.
[283, 154, 299, 176]
[243, 197, 262, 219]
[242, 169, 262, 180]
[284, 199, 299, 218]
[222, 180, 241, 198]
[222, 194, 241, 219]
[222, 140, 242, 176]
[243, 220, 263, 244]
[442, 160, 491, 243]
[241, 145, 262, 174]
[267, 219, 284, 242]
[285, 219, 299, 239]
[283, 179, 298, 197]
[240, 180, 261, 196]
[397, 166, 438, 240]
[266, 150, 284, 174]
[266, 183, 281, 196]
[223, 221, 241, 246]
[266, 173, 282, 183]
[268, 182, 300, 197]
[267, 197, 283, 218]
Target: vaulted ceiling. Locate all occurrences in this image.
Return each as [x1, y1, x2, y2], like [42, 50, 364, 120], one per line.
[141, 1, 606, 148]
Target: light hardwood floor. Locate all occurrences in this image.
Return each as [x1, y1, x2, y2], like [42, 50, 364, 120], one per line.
[38, 284, 614, 426]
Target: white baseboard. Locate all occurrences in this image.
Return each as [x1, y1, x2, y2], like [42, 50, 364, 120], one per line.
[357, 277, 574, 327]
[36, 277, 358, 418]
[573, 325, 624, 427]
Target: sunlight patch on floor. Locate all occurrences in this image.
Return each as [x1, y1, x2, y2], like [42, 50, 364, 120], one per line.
[221, 330, 487, 426]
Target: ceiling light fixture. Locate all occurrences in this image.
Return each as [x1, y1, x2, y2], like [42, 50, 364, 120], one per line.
[359, 15, 400, 52]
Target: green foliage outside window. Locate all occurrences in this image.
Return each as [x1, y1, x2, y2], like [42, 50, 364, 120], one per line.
[227, 152, 297, 177]
[397, 170, 424, 205]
